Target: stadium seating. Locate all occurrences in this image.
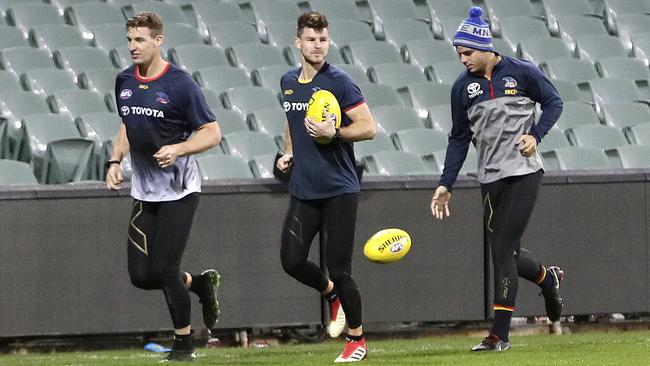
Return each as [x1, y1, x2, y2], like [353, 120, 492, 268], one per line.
[308, 0, 364, 21]
[29, 24, 87, 56]
[249, 0, 302, 43]
[0, 92, 52, 159]
[426, 104, 453, 133]
[48, 89, 109, 120]
[554, 101, 601, 130]
[430, 146, 478, 174]
[211, 109, 248, 136]
[601, 101, 650, 129]
[610, 14, 650, 52]
[364, 0, 420, 40]
[595, 57, 650, 96]
[333, 64, 369, 85]
[207, 22, 260, 51]
[169, 44, 228, 73]
[78, 68, 121, 96]
[0, 159, 37, 184]
[552, 79, 587, 102]
[0, 25, 29, 49]
[6, 2, 64, 36]
[354, 132, 396, 158]
[381, 19, 434, 51]
[492, 38, 518, 58]
[392, 128, 448, 157]
[284, 43, 344, 66]
[201, 88, 225, 111]
[358, 83, 405, 108]
[222, 86, 281, 118]
[251, 65, 293, 92]
[342, 41, 402, 72]
[75, 111, 120, 168]
[517, 36, 573, 65]
[402, 39, 458, 73]
[189, 1, 248, 39]
[64, 2, 125, 39]
[498, 16, 551, 54]
[631, 32, 650, 67]
[227, 43, 289, 77]
[426, 0, 473, 39]
[0, 71, 21, 94]
[156, 23, 205, 54]
[575, 34, 629, 65]
[427, 61, 465, 85]
[372, 105, 423, 134]
[404, 82, 451, 119]
[602, 0, 650, 32]
[126, 1, 191, 26]
[588, 78, 645, 121]
[610, 144, 650, 168]
[91, 23, 126, 52]
[220, 130, 278, 163]
[0, 47, 55, 78]
[538, 127, 571, 153]
[541, 58, 599, 86]
[21, 68, 78, 96]
[54, 46, 115, 80]
[542, 0, 597, 34]
[368, 63, 427, 90]
[363, 150, 433, 175]
[483, 0, 539, 37]
[194, 66, 252, 92]
[555, 15, 610, 53]
[566, 124, 630, 150]
[541, 146, 611, 170]
[626, 122, 650, 145]
[247, 107, 286, 139]
[195, 154, 254, 180]
[249, 152, 277, 179]
[327, 20, 375, 49]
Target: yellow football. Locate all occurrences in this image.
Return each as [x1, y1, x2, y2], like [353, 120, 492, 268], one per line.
[363, 228, 412, 263]
[306, 89, 342, 144]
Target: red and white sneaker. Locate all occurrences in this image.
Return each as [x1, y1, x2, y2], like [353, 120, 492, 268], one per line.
[334, 338, 367, 363]
[327, 297, 346, 338]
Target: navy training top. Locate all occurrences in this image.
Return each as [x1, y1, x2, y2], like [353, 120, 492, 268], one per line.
[115, 63, 215, 202]
[281, 62, 365, 200]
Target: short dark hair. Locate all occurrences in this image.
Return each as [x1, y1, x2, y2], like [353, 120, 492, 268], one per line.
[126, 11, 163, 37]
[296, 11, 328, 37]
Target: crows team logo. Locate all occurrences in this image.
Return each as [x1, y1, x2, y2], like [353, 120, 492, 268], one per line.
[120, 89, 133, 100]
[156, 92, 170, 104]
[503, 76, 517, 88]
[467, 82, 483, 98]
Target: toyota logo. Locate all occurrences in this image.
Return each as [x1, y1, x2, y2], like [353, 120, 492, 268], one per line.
[467, 82, 481, 94]
[121, 106, 130, 116]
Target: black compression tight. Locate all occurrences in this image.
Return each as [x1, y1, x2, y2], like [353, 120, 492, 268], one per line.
[281, 193, 363, 329]
[127, 193, 199, 329]
[481, 170, 544, 309]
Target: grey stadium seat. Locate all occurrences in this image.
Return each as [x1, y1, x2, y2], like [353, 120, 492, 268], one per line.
[333, 64, 369, 85]
[542, 0, 598, 35]
[264, 22, 297, 49]
[91, 24, 126, 52]
[354, 131, 396, 158]
[48, 89, 110, 120]
[358, 83, 405, 108]
[541, 146, 611, 171]
[588, 78, 645, 121]
[79, 68, 121, 96]
[195, 154, 254, 180]
[403, 39, 458, 73]
[392, 128, 448, 157]
[363, 150, 433, 176]
[222, 86, 281, 120]
[64, 2, 125, 39]
[381, 19, 434, 51]
[0, 47, 55, 78]
[368, 63, 427, 90]
[372, 105, 424, 134]
[540, 58, 599, 85]
[29, 24, 88, 56]
[251, 65, 293, 93]
[249, 0, 302, 43]
[498, 16, 551, 54]
[517, 36, 573, 65]
[327, 20, 375, 49]
[426, 0, 474, 39]
[126, 1, 191, 25]
[5, 2, 64, 36]
[0, 159, 37, 185]
[431, 146, 478, 174]
[342, 41, 402, 72]
[575, 34, 628, 65]
[426, 104, 453, 133]
[538, 127, 571, 153]
[610, 14, 650, 52]
[21, 68, 78, 96]
[626, 122, 650, 145]
[220, 130, 279, 162]
[247, 107, 286, 143]
[0, 25, 29, 49]
[427, 61, 465, 85]
[188, 1, 247, 39]
[566, 124, 629, 150]
[308, 0, 364, 21]
[227, 43, 289, 77]
[194, 66, 252, 93]
[555, 15, 610, 53]
[212, 109, 248, 136]
[53, 46, 114, 80]
[483, 0, 538, 37]
[207, 22, 260, 51]
[602, 101, 650, 129]
[0, 71, 21, 94]
[168, 44, 229, 73]
[364, 0, 419, 40]
[249, 152, 277, 179]
[554, 101, 601, 130]
[405, 82, 451, 119]
[610, 145, 650, 168]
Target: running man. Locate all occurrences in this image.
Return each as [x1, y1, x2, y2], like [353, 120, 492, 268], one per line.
[106, 11, 221, 362]
[276, 11, 377, 363]
[431, 7, 565, 352]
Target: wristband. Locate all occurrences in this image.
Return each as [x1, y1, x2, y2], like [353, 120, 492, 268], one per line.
[105, 160, 121, 170]
[332, 128, 342, 143]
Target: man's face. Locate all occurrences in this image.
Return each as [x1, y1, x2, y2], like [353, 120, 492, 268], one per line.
[296, 27, 330, 66]
[456, 45, 492, 75]
[127, 27, 162, 65]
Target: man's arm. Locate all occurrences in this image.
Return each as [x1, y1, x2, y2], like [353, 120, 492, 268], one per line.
[340, 102, 376, 142]
[105, 123, 130, 190]
[154, 121, 221, 168]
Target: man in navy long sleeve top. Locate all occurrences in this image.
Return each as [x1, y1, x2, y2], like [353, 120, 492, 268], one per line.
[431, 7, 565, 352]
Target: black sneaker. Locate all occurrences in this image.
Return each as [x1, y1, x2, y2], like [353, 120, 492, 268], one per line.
[197, 269, 221, 329]
[471, 334, 511, 352]
[162, 349, 196, 362]
[541, 266, 564, 322]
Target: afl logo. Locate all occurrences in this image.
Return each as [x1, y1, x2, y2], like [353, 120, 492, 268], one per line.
[120, 106, 130, 116]
[467, 82, 483, 99]
[120, 89, 133, 100]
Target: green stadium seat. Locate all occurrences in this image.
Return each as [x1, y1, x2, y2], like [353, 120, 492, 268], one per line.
[492, 38, 518, 58]
[542, 0, 597, 34]
[220, 130, 279, 162]
[372, 105, 424, 134]
[426, 0, 474, 39]
[0, 71, 22, 94]
[332, 64, 369, 85]
[327, 20, 375, 49]
[555, 15, 610, 53]
[483, 0, 538, 37]
[609, 14, 650, 52]
[21, 68, 78, 96]
[499, 16, 552, 54]
[211, 109, 248, 136]
[49, 89, 109, 120]
[343, 41, 402, 72]
[64, 3, 125, 41]
[227, 43, 289, 78]
[427, 61, 465, 85]
[567, 124, 629, 150]
[6, 3, 64, 36]
[91, 23, 125, 52]
[555, 101, 601, 130]
[365, 0, 419, 40]
[631, 32, 650, 67]
[603, 0, 650, 34]
[404, 82, 451, 119]
[207, 22, 260, 51]
[195, 153, 254, 180]
[189, 1, 248, 39]
[0, 91, 52, 160]
[588, 78, 645, 121]
[156, 23, 205, 54]
[75, 111, 120, 170]
[249, 0, 302, 43]
[54, 46, 114, 80]
[78, 68, 120, 96]
[540, 58, 599, 85]
[382, 19, 433, 51]
[426, 104, 452, 133]
[431, 146, 478, 174]
[354, 132, 396, 158]
[194, 66, 252, 93]
[403, 39, 459, 74]
[368, 63, 427, 90]
[363, 150, 434, 176]
[552, 79, 586, 102]
[247, 107, 286, 139]
[0, 47, 55, 78]
[265, 22, 297, 49]
[0, 25, 29, 49]
[517, 36, 573, 65]
[106, 0, 150, 6]
[576, 35, 629, 66]
[249, 152, 277, 178]
[358, 83, 404, 108]
[29, 24, 87, 56]
[596, 57, 650, 96]
[126, 1, 191, 26]
[541, 146, 611, 170]
[601, 101, 650, 129]
[222, 86, 280, 119]
[626, 122, 650, 145]
[168, 44, 228, 74]
[538, 127, 571, 153]
[0, 159, 37, 185]
[251, 65, 293, 93]
[392, 128, 448, 157]
[610, 144, 650, 168]
[308, 0, 364, 21]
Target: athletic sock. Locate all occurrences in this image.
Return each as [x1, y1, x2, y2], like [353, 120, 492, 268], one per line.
[187, 273, 202, 294]
[490, 310, 512, 342]
[538, 266, 555, 291]
[346, 333, 364, 342]
[173, 333, 193, 352]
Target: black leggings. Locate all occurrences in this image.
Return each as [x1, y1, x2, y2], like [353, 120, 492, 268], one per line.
[281, 193, 362, 329]
[481, 170, 545, 310]
[127, 193, 199, 330]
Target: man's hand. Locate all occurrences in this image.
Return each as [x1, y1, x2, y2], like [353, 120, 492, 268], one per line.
[276, 153, 293, 173]
[105, 164, 123, 190]
[431, 186, 452, 220]
[304, 114, 336, 142]
[153, 144, 181, 168]
[517, 134, 537, 157]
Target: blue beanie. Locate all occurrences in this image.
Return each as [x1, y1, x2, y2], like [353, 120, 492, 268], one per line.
[453, 6, 493, 51]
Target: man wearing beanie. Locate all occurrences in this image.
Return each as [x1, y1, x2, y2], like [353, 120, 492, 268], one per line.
[430, 6, 565, 352]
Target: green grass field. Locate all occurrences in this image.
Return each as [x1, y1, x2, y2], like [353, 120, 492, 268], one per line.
[1, 330, 648, 366]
